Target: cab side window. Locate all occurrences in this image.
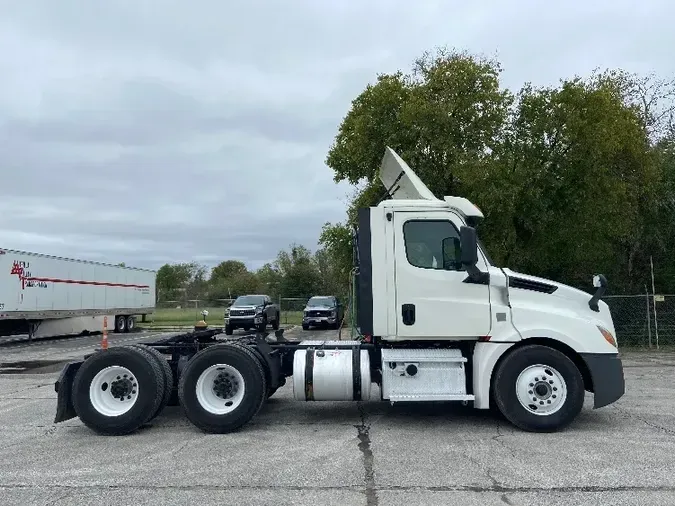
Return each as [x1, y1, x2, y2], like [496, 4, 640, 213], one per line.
[403, 220, 462, 271]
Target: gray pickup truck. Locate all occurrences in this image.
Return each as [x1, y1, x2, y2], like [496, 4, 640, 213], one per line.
[301, 295, 344, 330]
[224, 294, 280, 335]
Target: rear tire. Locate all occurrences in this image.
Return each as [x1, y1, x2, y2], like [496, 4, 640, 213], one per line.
[178, 344, 266, 433]
[72, 346, 165, 435]
[127, 344, 174, 421]
[227, 343, 273, 410]
[114, 315, 126, 333]
[125, 315, 136, 333]
[492, 344, 585, 432]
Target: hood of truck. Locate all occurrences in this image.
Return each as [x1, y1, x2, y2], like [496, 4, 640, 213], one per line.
[503, 268, 615, 333]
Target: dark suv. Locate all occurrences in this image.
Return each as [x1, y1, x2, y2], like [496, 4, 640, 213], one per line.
[225, 294, 280, 334]
[301, 295, 344, 330]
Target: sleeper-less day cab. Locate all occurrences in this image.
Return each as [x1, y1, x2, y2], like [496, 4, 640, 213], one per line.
[52, 148, 624, 435]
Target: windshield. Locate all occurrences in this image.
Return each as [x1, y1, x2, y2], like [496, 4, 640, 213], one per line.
[307, 296, 334, 307]
[233, 295, 264, 306]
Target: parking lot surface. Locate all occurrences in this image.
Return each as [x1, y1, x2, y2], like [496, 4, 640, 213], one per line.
[1, 327, 674, 506]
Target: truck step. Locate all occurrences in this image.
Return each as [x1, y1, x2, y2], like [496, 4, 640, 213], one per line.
[388, 394, 475, 402]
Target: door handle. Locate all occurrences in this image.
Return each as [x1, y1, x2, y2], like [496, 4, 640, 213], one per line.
[402, 304, 415, 325]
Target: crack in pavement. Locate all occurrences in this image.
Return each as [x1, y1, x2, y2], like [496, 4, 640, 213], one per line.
[2, 483, 675, 493]
[491, 420, 517, 458]
[355, 402, 378, 506]
[615, 407, 675, 436]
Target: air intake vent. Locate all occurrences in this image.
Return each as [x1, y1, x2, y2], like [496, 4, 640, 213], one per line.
[509, 277, 558, 294]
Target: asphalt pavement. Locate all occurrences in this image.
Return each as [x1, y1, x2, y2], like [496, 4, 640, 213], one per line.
[1, 327, 674, 505]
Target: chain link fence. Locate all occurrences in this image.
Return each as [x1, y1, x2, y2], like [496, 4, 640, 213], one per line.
[146, 296, 313, 328]
[604, 294, 675, 348]
[146, 292, 675, 349]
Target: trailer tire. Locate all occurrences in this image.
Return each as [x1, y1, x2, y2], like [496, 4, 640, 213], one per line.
[492, 344, 585, 433]
[71, 346, 165, 435]
[125, 316, 136, 333]
[127, 344, 174, 421]
[114, 315, 126, 333]
[178, 343, 266, 433]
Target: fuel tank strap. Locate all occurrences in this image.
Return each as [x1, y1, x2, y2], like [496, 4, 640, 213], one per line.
[352, 346, 361, 401]
[304, 348, 314, 401]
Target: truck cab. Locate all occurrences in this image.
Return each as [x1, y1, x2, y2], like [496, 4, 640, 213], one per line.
[354, 147, 624, 427]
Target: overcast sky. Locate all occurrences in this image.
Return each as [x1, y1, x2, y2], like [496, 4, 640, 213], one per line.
[1, 0, 672, 272]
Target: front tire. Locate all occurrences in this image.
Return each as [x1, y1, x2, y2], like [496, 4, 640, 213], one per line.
[492, 344, 585, 432]
[225, 324, 233, 335]
[271, 312, 280, 330]
[178, 344, 266, 433]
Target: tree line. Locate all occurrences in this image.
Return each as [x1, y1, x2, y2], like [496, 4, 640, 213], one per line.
[158, 46, 675, 303]
[155, 244, 347, 303]
[320, 47, 675, 296]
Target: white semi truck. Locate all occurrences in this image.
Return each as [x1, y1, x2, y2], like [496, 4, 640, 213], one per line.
[0, 250, 155, 340]
[52, 147, 624, 435]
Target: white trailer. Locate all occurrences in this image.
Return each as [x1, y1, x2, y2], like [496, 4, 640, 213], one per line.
[0, 249, 155, 339]
[52, 147, 624, 436]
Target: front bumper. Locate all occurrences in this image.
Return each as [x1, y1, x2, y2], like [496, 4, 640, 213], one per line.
[302, 315, 336, 326]
[580, 352, 625, 408]
[225, 315, 263, 327]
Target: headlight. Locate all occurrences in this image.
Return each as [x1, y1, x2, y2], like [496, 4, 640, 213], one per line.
[597, 326, 617, 348]
[255, 305, 264, 314]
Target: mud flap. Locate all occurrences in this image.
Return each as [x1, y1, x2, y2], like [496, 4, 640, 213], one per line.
[53, 361, 83, 423]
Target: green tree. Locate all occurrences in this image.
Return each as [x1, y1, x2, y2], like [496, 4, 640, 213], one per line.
[256, 263, 283, 300]
[274, 244, 321, 300]
[210, 260, 248, 282]
[156, 262, 207, 302]
[322, 47, 513, 280]
[208, 260, 260, 299]
[323, 47, 675, 293]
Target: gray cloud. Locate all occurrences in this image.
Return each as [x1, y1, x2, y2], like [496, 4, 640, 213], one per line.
[1, 0, 674, 274]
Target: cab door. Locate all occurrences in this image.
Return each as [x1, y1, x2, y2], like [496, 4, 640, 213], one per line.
[393, 210, 492, 339]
